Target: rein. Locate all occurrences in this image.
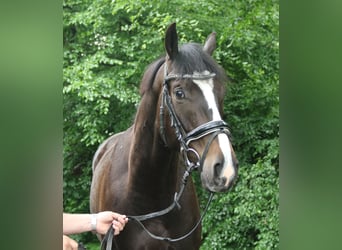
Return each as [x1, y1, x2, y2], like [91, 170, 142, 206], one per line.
[101, 160, 209, 250]
[101, 62, 230, 249]
[101, 163, 212, 250]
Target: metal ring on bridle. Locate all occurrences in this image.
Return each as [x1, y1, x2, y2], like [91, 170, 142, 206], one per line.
[182, 147, 200, 170]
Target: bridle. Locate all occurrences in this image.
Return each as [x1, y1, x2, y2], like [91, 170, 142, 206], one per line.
[159, 63, 231, 171]
[100, 62, 231, 250]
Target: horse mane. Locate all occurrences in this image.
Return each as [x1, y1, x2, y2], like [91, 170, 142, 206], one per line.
[139, 57, 165, 96]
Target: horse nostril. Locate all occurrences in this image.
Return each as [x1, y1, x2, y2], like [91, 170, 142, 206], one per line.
[214, 162, 223, 177]
[213, 162, 226, 186]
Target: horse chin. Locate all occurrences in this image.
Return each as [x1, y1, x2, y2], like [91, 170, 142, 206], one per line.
[200, 175, 233, 193]
[203, 183, 229, 193]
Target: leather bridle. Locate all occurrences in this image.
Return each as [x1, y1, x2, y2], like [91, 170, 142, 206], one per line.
[100, 62, 231, 250]
[160, 63, 231, 171]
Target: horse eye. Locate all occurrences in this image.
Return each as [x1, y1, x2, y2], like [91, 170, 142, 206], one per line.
[175, 89, 185, 99]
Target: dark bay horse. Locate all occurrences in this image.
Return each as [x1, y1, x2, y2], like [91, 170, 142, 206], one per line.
[90, 23, 238, 250]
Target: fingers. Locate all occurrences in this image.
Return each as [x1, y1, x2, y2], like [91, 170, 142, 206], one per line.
[96, 211, 129, 235]
[114, 213, 128, 225]
[63, 235, 78, 250]
[112, 216, 128, 235]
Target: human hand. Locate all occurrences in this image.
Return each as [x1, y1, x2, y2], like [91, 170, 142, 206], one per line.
[63, 235, 78, 250]
[95, 211, 129, 235]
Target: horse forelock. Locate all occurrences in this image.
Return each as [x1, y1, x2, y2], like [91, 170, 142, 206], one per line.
[139, 43, 229, 98]
[172, 43, 228, 85]
[139, 57, 165, 96]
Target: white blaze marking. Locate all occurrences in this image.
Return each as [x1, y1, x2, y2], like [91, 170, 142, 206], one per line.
[193, 71, 235, 185]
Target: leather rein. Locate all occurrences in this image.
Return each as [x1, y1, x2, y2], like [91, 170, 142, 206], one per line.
[100, 63, 230, 250]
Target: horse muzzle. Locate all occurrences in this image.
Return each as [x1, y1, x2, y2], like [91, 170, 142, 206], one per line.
[200, 153, 238, 192]
[186, 120, 238, 192]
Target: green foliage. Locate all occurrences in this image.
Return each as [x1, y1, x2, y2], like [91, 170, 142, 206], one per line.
[63, 0, 279, 248]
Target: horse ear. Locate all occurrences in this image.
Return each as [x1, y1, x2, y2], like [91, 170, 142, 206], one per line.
[203, 32, 216, 55]
[165, 22, 178, 60]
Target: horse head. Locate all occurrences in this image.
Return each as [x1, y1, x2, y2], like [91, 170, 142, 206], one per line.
[154, 23, 238, 193]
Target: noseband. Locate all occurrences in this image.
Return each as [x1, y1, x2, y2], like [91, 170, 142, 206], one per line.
[101, 63, 231, 250]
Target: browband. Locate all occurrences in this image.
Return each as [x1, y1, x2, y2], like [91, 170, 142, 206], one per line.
[164, 72, 216, 82]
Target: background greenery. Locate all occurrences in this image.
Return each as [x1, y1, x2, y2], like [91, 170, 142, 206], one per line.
[63, 0, 279, 249]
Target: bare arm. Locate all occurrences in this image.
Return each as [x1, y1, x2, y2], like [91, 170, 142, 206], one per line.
[63, 211, 128, 235]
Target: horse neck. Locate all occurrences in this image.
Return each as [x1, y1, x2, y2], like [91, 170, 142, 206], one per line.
[128, 91, 179, 198]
